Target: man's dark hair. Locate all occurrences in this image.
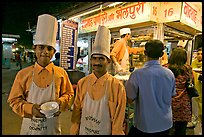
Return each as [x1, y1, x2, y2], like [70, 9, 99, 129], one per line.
[197, 47, 202, 52]
[120, 33, 130, 38]
[145, 40, 164, 58]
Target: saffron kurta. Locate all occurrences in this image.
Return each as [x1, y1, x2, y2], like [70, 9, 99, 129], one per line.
[7, 62, 74, 118]
[110, 39, 144, 64]
[191, 58, 202, 117]
[70, 72, 126, 135]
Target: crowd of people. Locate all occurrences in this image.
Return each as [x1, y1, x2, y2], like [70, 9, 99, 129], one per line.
[7, 14, 202, 135]
[12, 51, 35, 71]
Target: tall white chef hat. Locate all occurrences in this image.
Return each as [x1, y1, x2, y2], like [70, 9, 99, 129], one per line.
[120, 28, 131, 36]
[177, 40, 188, 48]
[91, 25, 111, 59]
[34, 14, 58, 50]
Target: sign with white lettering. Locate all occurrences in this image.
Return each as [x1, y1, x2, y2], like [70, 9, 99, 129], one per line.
[60, 20, 78, 70]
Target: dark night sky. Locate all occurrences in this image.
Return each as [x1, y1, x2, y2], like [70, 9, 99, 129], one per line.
[1, 2, 82, 49]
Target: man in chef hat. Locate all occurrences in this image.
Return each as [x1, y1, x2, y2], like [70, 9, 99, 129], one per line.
[110, 28, 145, 75]
[8, 14, 74, 135]
[70, 25, 126, 135]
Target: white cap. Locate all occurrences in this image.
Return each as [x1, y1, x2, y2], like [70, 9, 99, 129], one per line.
[91, 25, 111, 59]
[34, 14, 58, 49]
[120, 28, 131, 36]
[177, 40, 188, 48]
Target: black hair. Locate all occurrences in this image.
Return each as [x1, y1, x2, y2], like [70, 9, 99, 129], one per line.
[120, 34, 126, 38]
[145, 40, 164, 58]
[120, 33, 130, 38]
[197, 47, 202, 52]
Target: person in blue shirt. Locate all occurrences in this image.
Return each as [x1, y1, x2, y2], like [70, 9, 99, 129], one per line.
[125, 40, 176, 135]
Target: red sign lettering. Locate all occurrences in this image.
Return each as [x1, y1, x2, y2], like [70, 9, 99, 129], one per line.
[183, 2, 197, 24]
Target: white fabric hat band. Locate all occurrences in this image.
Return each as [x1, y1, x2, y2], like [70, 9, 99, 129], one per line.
[120, 28, 131, 36]
[92, 25, 111, 59]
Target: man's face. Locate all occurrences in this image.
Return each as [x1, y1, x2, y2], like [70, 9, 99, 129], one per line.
[34, 45, 55, 66]
[126, 33, 131, 40]
[197, 50, 202, 62]
[90, 54, 110, 74]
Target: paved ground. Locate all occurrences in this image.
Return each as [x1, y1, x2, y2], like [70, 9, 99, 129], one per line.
[2, 61, 200, 135]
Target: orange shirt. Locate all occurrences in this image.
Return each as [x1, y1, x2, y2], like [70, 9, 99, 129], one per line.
[110, 38, 145, 64]
[7, 62, 74, 118]
[70, 72, 126, 135]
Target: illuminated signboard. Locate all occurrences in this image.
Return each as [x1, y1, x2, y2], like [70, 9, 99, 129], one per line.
[60, 20, 78, 70]
[79, 2, 152, 33]
[180, 2, 202, 31]
[157, 2, 182, 23]
[78, 2, 202, 33]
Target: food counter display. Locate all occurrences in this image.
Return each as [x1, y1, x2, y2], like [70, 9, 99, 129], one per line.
[130, 52, 146, 69]
[63, 1, 201, 133]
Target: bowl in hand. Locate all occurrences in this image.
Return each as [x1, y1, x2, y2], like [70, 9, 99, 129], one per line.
[40, 101, 59, 118]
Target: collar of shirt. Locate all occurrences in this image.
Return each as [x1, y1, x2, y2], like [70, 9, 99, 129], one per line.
[34, 62, 54, 74]
[121, 38, 127, 45]
[89, 72, 110, 86]
[143, 60, 160, 68]
[195, 59, 202, 66]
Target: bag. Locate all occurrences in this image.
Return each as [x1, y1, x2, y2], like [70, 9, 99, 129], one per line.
[198, 74, 202, 81]
[186, 68, 199, 98]
[128, 125, 136, 135]
[186, 82, 199, 98]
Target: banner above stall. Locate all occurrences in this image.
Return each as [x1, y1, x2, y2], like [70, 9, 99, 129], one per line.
[79, 2, 151, 33]
[180, 2, 202, 32]
[78, 2, 202, 34]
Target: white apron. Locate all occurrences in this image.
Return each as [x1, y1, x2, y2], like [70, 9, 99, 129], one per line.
[79, 81, 111, 135]
[20, 68, 61, 135]
[120, 47, 130, 72]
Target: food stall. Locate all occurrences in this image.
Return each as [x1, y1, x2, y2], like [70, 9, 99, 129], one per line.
[74, 2, 201, 70]
[58, 2, 202, 133]
[64, 2, 202, 132]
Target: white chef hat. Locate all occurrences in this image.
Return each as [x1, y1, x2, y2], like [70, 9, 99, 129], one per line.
[34, 14, 58, 50]
[177, 40, 188, 48]
[91, 25, 111, 59]
[120, 28, 131, 36]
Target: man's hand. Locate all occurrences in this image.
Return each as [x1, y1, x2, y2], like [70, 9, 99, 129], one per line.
[32, 104, 45, 118]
